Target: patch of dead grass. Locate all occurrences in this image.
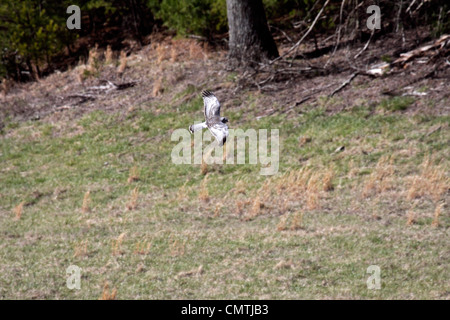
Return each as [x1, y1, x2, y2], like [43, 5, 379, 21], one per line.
[81, 191, 91, 213]
[127, 165, 140, 184]
[198, 175, 209, 202]
[112, 232, 127, 256]
[126, 187, 139, 210]
[13, 201, 24, 220]
[99, 282, 117, 300]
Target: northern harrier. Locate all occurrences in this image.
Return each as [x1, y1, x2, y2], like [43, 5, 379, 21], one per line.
[189, 90, 229, 146]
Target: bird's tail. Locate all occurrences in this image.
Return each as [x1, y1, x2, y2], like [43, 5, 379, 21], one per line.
[189, 122, 207, 133]
[201, 90, 214, 98]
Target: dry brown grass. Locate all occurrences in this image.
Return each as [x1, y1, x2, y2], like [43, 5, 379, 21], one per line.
[406, 210, 416, 226]
[13, 201, 24, 220]
[244, 166, 334, 215]
[306, 172, 321, 210]
[156, 43, 166, 64]
[258, 179, 272, 199]
[277, 211, 305, 231]
[290, 211, 304, 230]
[202, 42, 210, 61]
[280, 198, 290, 214]
[322, 167, 335, 191]
[235, 200, 246, 216]
[76, 66, 85, 84]
[245, 196, 262, 220]
[348, 159, 359, 179]
[126, 187, 139, 211]
[133, 239, 152, 255]
[73, 240, 88, 258]
[198, 175, 209, 202]
[87, 44, 99, 66]
[31, 63, 40, 81]
[117, 50, 127, 74]
[176, 265, 203, 279]
[112, 232, 127, 256]
[81, 191, 91, 213]
[407, 176, 424, 200]
[105, 45, 114, 64]
[292, 167, 313, 194]
[83, 44, 101, 77]
[214, 202, 223, 217]
[177, 183, 188, 202]
[169, 237, 187, 257]
[363, 156, 394, 197]
[431, 203, 444, 227]
[277, 213, 289, 231]
[274, 260, 294, 270]
[407, 155, 448, 202]
[1, 78, 12, 97]
[234, 180, 246, 196]
[149, 38, 208, 64]
[170, 47, 177, 63]
[99, 282, 117, 300]
[187, 40, 207, 60]
[152, 78, 163, 97]
[421, 156, 448, 202]
[127, 165, 140, 184]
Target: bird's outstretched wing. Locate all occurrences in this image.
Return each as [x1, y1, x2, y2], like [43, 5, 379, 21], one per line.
[202, 90, 221, 121]
[208, 122, 229, 147]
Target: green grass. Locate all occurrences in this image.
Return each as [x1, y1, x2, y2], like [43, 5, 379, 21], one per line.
[379, 96, 415, 112]
[0, 98, 448, 299]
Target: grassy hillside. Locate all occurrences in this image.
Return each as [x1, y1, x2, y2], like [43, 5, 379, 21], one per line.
[0, 38, 449, 299]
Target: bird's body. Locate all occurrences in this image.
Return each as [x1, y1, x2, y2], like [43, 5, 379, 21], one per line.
[189, 90, 229, 146]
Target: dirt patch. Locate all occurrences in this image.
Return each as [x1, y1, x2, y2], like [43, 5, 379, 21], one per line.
[1, 29, 448, 128]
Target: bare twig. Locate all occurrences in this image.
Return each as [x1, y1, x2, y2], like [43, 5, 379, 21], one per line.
[270, 0, 331, 64]
[329, 72, 358, 97]
[332, 0, 347, 56]
[293, 0, 321, 29]
[187, 34, 208, 41]
[354, 30, 375, 59]
[66, 94, 96, 103]
[282, 96, 312, 114]
[396, 0, 404, 33]
[406, 0, 417, 14]
[269, 25, 294, 44]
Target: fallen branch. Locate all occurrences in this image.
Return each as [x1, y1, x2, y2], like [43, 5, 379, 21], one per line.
[66, 94, 96, 104]
[381, 63, 443, 96]
[329, 72, 358, 97]
[89, 80, 136, 92]
[187, 34, 208, 41]
[281, 96, 312, 114]
[354, 30, 375, 59]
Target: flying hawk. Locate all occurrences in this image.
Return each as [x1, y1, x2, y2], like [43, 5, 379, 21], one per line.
[189, 90, 229, 146]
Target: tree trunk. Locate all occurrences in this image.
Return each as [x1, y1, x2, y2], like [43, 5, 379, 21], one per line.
[226, 0, 279, 66]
